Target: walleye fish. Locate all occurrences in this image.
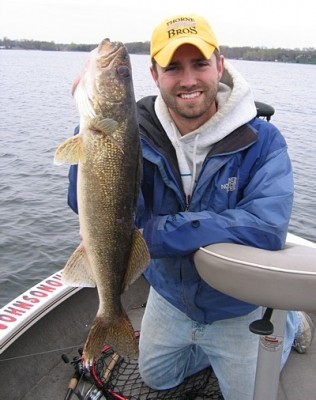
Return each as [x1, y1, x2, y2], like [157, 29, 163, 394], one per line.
[54, 39, 150, 367]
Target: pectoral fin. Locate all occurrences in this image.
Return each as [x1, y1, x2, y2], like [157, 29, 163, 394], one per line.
[122, 229, 150, 292]
[90, 117, 118, 135]
[54, 135, 84, 165]
[90, 117, 124, 153]
[62, 242, 96, 287]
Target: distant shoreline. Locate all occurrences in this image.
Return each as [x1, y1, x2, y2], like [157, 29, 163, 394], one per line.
[1, 38, 315, 64]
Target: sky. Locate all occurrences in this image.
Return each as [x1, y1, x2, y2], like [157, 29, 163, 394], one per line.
[0, 0, 315, 49]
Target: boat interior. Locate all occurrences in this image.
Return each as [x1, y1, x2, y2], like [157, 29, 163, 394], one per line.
[1, 274, 315, 400]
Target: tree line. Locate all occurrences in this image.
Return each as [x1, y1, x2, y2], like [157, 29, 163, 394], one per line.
[1, 37, 315, 64]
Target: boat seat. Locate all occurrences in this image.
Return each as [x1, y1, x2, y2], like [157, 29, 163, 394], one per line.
[194, 239, 316, 312]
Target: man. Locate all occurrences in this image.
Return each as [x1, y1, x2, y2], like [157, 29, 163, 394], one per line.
[67, 13, 314, 400]
[133, 14, 313, 399]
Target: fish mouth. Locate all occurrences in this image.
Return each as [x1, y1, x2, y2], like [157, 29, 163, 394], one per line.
[97, 39, 129, 71]
[73, 39, 132, 118]
[95, 39, 132, 106]
[96, 39, 132, 92]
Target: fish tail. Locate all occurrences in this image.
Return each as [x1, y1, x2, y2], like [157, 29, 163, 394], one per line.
[82, 312, 138, 368]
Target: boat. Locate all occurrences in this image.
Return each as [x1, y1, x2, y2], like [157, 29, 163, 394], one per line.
[1, 232, 316, 400]
[1, 102, 315, 399]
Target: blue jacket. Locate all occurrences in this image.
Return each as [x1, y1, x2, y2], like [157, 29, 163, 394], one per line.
[136, 95, 293, 323]
[68, 95, 293, 324]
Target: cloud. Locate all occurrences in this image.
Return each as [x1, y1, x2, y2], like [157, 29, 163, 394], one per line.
[0, 0, 315, 48]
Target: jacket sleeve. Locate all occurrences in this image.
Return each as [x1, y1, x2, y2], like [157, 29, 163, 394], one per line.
[67, 126, 80, 214]
[142, 146, 294, 258]
[68, 164, 78, 214]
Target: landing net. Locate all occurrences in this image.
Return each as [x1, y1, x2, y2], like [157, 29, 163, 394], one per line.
[92, 344, 223, 400]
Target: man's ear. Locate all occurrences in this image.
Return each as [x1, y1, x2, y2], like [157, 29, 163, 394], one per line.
[217, 55, 225, 82]
[150, 65, 160, 88]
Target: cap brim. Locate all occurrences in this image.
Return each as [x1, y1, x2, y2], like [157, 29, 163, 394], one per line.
[154, 37, 216, 67]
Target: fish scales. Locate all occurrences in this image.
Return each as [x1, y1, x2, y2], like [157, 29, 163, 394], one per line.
[54, 39, 150, 367]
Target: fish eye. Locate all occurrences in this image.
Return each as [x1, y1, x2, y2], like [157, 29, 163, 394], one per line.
[117, 66, 130, 78]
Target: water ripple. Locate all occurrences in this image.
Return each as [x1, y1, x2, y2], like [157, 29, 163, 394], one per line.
[0, 52, 315, 306]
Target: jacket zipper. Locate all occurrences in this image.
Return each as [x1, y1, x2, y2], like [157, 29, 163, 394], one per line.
[185, 194, 191, 211]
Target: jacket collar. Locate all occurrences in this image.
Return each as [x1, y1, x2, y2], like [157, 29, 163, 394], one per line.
[137, 95, 257, 158]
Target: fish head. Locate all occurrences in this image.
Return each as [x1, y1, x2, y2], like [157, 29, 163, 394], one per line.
[73, 39, 135, 121]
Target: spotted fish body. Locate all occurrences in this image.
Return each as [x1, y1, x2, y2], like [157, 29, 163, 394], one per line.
[54, 39, 150, 367]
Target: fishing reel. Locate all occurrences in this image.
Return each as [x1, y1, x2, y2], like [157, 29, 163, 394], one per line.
[62, 348, 105, 400]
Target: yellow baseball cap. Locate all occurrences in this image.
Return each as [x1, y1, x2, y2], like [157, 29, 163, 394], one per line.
[150, 14, 220, 67]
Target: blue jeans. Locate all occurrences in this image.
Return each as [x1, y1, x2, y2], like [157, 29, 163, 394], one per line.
[139, 287, 300, 400]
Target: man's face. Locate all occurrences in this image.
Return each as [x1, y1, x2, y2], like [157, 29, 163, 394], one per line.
[151, 44, 224, 134]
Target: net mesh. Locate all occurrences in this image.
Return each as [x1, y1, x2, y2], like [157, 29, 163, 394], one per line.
[92, 345, 223, 400]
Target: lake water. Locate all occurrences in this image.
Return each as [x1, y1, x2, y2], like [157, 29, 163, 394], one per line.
[0, 50, 315, 307]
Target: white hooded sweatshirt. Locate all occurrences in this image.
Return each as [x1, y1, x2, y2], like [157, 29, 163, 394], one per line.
[154, 61, 257, 203]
